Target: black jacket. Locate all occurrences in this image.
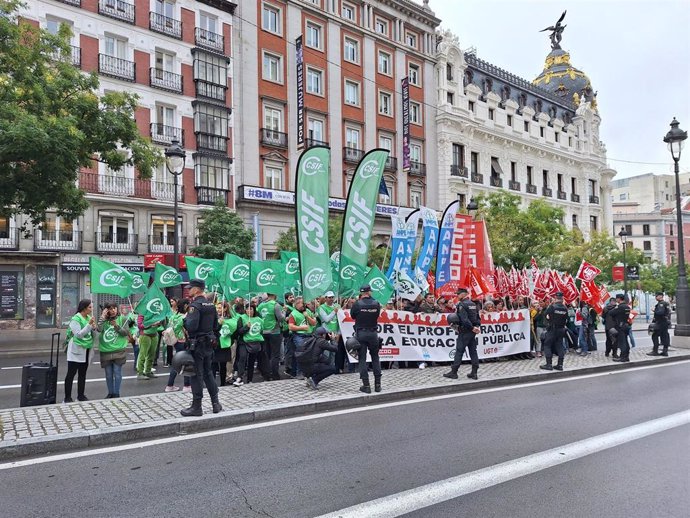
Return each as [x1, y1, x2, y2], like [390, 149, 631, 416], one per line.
[652, 301, 671, 328]
[351, 296, 381, 330]
[456, 298, 480, 332]
[602, 302, 617, 330]
[609, 303, 631, 329]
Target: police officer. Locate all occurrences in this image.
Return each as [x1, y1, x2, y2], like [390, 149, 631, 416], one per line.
[648, 292, 671, 357]
[180, 279, 222, 417]
[443, 288, 481, 380]
[350, 285, 382, 394]
[610, 294, 632, 363]
[540, 292, 569, 371]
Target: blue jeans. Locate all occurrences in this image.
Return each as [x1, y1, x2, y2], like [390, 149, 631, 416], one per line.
[167, 342, 191, 387]
[292, 334, 309, 375]
[104, 363, 122, 396]
[628, 327, 636, 348]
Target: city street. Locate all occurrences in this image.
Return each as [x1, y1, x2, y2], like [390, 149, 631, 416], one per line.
[1, 361, 687, 518]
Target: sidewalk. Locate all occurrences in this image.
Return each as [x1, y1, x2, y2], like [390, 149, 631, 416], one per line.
[1, 344, 687, 461]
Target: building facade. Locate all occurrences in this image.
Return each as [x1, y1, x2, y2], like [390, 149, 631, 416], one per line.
[434, 31, 616, 238]
[611, 172, 690, 214]
[2, 0, 237, 330]
[233, 0, 441, 258]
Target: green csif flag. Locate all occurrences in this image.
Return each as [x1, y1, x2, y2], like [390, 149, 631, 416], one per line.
[339, 149, 388, 271]
[184, 256, 223, 292]
[295, 145, 332, 301]
[153, 262, 182, 288]
[134, 285, 172, 327]
[249, 260, 283, 294]
[129, 271, 150, 295]
[89, 257, 134, 297]
[281, 251, 301, 297]
[363, 266, 395, 305]
[337, 254, 367, 298]
[222, 253, 250, 299]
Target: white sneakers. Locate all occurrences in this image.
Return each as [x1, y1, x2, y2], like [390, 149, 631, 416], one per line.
[164, 385, 181, 392]
[418, 362, 427, 369]
[233, 377, 244, 387]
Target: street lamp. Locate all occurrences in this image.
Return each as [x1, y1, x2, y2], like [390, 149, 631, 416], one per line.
[466, 198, 479, 212]
[164, 139, 186, 279]
[618, 226, 629, 298]
[663, 117, 689, 336]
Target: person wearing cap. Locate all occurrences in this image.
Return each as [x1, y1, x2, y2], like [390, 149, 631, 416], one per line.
[648, 292, 672, 356]
[609, 294, 632, 362]
[444, 288, 481, 380]
[539, 292, 569, 371]
[257, 292, 285, 381]
[288, 297, 317, 378]
[180, 279, 222, 417]
[350, 284, 382, 393]
[317, 291, 340, 363]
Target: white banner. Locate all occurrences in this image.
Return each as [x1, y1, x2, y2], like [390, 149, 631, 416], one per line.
[337, 309, 531, 362]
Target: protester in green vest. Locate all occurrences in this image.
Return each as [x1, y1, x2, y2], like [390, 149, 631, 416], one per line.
[233, 304, 267, 386]
[316, 291, 340, 367]
[64, 299, 96, 403]
[96, 303, 129, 399]
[257, 293, 285, 381]
[288, 297, 317, 379]
[137, 312, 164, 380]
[219, 303, 241, 384]
[213, 302, 234, 387]
[282, 292, 297, 377]
[165, 298, 191, 393]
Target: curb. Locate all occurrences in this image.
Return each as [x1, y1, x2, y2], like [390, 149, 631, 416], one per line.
[1, 355, 687, 461]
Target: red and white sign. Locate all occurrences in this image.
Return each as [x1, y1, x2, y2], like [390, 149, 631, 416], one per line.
[612, 266, 624, 282]
[576, 260, 602, 282]
[449, 215, 493, 284]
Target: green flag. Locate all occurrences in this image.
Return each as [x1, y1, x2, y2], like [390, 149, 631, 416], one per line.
[184, 256, 223, 294]
[337, 254, 367, 298]
[295, 145, 332, 301]
[363, 266, 395, 305]
[134, 285, 172, 327]
[328, 259, 340, 295]
[89, 257, 133, 297]
[249, 260, 283, 294]
[129, 272, 150, 295]
[153, 262, 182, 288]
[281, 251, 301, 297]
[222, 253, 250, 298]
[340, 149, 388, 271]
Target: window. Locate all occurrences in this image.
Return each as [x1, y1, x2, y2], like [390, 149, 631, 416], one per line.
[379, 135, 393, 152]
[375, 18, 388, 35]
[590, 216, 598, 231]
[643, 241, 652, 251]
[194, 52, 227, 86]
[342, 3, 355, 21]
[264, 165, 283, 190]
[470, 152, 479, 175]
[199, 12, 218, 34]
[155, 104, 175, 131]
[540, 126, 545, 138]
[344, 37, 359, 63]
[40, 214, 76, 242]
[344, 80, 360, 106]
[0, 216, 11, 239]
[452, 144, 464, 167]
[262, 52, 282, 82]
[619, 193, 628, 201]
[527, 165, 533, 185]
[572, 214, 578, 228]
[643, 224, 650, 236]
[104, 35, 127, 58]
[408, 63, 421, 86]
[557, 173, 563, 191]
[155, 50, 175, 72]
[378, 91, 392, 116]
[571, 177, 577, 194]
[378, 51, 391, 75]
[98, 212, 134, 246]
[524, 121, 529, 133]
[447, 92, 454, 105]
[555, 132, 560, 143]
[410, 102, 421, 124]
[264, 106, 283, 131]
[196, 156, 231, 189]
[262, 3, 281, 34]
[446, 63, 453, 81]
[670, 225, 674, 236]
[510, 161, 517, 182]
[488, 108, 495, 121]
[569, 136, 573, 147]
[588, 179, 597, 196]
[542, 170, 549, 188]
[468, 100, 475, 113]
[306, 22, 322, 49]
[624, 224, 632, 235]
[345, 127, 360, 149]
[307, 118, 324, 141]
[151, 215, 179, 247]
[507, 114, 513, 127]
[155, 0, 174, 18]
[670, 241, 675, 251]
[405, 32, 417, 48]
[410, 190, 423, 208]
[194, 103, 228, 137]
[306, 67, 323, 95]
[410, 144, 422, 163]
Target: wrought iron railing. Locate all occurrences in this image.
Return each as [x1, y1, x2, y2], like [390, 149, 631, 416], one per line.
[195, 27, 224, 53]
[260, 128, 288, 148]
[150, 68, 182, 93]
[149, 12, 182, 39]
[98, 0, 135, 24]
[99, 54, 135, 81]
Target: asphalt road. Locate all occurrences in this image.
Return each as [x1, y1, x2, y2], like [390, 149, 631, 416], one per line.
[1, 361, 687, 518]
[0, 334, 657, 409]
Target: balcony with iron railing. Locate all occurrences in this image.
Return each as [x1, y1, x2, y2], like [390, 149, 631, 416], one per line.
[151, 180, 183, 201]
[490, 176, 503, 188]
[195, 81, 226, 102]
[50, 45, 81, 68]
[195, 27, 224, 53]
[542, 187, 553, 197]
[571, 193, 581, 203]
[450, 165, 468, 178]
[57, 0, 81, 6]
[0, 229, 20, 251]
[509, 180, 521, 191]
[589, 195, 600, 204]
[95, 233, 138, 254]
[79, 172, 183, 201]
[305, 138, 329, 149]
[343, 147, 364, 164]
[149, 235, 186, 254]
[557, 190, 567, 200]
[260, 128, 288, 148]
[98, 0, 135, 24]
[150, 123, 184, 146]
[196, 186, 229, 205]
[150, 68, 182, 93]
[385, 156, 398, 172]
[526, 184, 538, 194]
[196, 133, 228, 154]
[471, 173, 483, 184]
[149, 12, 182, 39]
[409, 161, 426, 177]
[99, 54, 135, 81]
[34, 231, 82, 252]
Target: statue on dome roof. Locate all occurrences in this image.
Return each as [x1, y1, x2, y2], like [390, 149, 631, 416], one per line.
[540, 10, 567, 50]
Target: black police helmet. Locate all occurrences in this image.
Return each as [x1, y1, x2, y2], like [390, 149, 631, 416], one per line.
[171, 350, 197, 376]
[345, 336, 360, 359]
[447, 313, 460, 325]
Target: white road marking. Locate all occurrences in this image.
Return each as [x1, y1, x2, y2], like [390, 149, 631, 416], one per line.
[0, 360, 687, 470]
[315, 410, 690, 518]
[0, 374, 150, 390]
[0, 366, 23, 370]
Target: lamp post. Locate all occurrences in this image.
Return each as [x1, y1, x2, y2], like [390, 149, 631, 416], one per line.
[663, 117, 689, 336]
[618, 226, 629, 299]
[466, 197, 479, 219]
[164, 139, 186, 279]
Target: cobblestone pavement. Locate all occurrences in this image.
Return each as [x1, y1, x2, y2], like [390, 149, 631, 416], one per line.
[1, 345, 687, 449]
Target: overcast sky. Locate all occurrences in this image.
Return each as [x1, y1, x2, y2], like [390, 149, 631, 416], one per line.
[428, 0, 690, 179]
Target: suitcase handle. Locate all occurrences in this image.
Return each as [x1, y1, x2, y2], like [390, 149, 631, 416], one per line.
[51, 332, 61, 371]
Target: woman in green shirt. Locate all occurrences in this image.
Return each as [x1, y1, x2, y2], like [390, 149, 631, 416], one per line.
[233, 304, 266, 386]
[64, 299, 95, 403]
[97, 303, 129, 399]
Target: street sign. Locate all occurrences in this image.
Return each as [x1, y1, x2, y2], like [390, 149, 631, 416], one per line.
[612, 266, 624, 282]
[626, 265, 640, 280]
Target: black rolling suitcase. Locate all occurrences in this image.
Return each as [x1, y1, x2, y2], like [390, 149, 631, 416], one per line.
[20, 332, 60, 407]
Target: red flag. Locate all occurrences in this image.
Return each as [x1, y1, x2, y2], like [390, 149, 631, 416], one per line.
[530, 257, 539, 278]
[562, 274, 579, 304]
[437, 279, 463, 298]
[580, 280, 602, 305]
[467, 267, 492, 299]
[576, 259, 602, 282]
[427, 270, 436, 298]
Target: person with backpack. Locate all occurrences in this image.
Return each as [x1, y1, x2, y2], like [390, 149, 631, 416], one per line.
[287, 297, 317, 379]
[298, 327, 339, 390]
[233, 304, 266, 386]
[63, 299, 96, 403]
[164, 298, 191, 393]
[97, 303, 129, 398]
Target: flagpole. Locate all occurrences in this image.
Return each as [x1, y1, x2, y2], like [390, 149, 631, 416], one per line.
[380, 237, 391, 271]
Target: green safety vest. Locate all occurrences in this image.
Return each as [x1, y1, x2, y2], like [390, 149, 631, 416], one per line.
[320, 304, 340, 333]
[291, 310, 311, 335]
[257, 300, 278, 333]
[244, 316, 265, 342]
[281, 304, 294, 332]
[70, 313, 94, 349]
[219, 315, 239, 349]
[98, 314, 128, 353]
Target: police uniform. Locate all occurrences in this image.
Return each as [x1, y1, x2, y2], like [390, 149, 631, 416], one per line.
[181, 279, 222, 417]
[540, 294, 569, 371]
[610, 297, 632, 362]
[649, 293, 671, 356]
[444, 290, 481, 380]
[350, 285, 382, 393]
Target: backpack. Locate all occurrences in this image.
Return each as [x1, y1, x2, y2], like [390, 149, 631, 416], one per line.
[295, 336, 317, 364]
